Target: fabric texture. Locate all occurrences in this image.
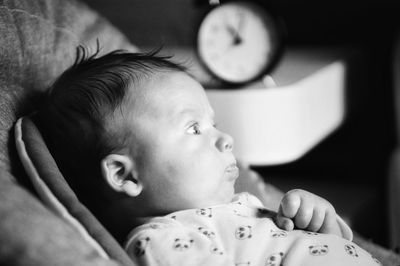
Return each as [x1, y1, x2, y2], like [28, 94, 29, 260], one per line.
[0, 0, 135, 174]
[0, 167, 120, 266]
[125, 193, 378, 266]
[0, 0, 136, 265]
[14, 116, 135, 266]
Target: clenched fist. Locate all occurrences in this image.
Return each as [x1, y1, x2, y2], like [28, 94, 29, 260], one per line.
[274, 189, 352, 240]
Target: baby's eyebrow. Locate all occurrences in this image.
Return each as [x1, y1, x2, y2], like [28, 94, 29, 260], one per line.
[171, 109, 197, 124]
[173, 108, 214, 124]
[176, 109, 196, 118]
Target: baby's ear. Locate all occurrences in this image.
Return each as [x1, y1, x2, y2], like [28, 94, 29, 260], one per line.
[101, 154, 143, 197]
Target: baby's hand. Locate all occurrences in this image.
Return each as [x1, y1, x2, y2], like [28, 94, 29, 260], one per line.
[274, 189, 342, 237]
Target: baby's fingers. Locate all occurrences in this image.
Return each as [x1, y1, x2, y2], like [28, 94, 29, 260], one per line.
[280, 190, 302, 218]
[319, 209, 342, 236]
[307, 206, 325, 232]
[293, 195, 314, 229]
[275, 208, 295, 231]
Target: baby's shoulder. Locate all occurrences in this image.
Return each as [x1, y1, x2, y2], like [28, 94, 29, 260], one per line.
[124, 216, 180, 248]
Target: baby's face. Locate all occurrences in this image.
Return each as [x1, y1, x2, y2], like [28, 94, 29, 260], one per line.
[126, 71, 238, 215]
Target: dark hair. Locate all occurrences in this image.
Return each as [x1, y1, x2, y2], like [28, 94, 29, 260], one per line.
[36, 46, 186, 205]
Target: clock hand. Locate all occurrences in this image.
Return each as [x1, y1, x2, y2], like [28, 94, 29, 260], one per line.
[233, 34, 242, 45]
[234, 12, 246, 44]
[226, 24, 236, 37]
[226, 24, 242, 45]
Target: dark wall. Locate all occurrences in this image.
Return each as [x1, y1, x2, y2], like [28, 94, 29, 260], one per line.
[82, 0, 201, 47]
[82, 0, 400, 47]
[262, 0, 400, 45]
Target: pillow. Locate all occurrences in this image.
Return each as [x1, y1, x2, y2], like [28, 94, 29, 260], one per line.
[14, 116, 135, 266]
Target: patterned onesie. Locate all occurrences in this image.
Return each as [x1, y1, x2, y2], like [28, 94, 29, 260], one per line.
[125, 193, 381, 266]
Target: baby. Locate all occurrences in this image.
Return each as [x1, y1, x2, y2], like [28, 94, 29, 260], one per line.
[36, 48, 380, 266]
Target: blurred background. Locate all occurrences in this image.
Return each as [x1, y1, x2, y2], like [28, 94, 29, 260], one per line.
[81, 0, 400, 248]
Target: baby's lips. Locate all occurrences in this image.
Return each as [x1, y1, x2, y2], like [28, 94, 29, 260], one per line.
[225, 164, 239, 181]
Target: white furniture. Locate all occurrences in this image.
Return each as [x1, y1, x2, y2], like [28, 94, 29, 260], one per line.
[207, 61, 345, 165]
[205, 49, 347, 166]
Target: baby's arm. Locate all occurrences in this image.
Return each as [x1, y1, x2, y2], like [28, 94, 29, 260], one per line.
[274, 189, 352, 240]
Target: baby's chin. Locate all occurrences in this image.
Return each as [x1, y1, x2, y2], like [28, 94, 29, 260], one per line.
[213, 186, 236, 206]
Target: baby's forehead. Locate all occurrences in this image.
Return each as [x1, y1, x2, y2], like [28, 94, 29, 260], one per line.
[119, 72, 173, 121]
[125, 71, 211, 118]
[124, 72, 171, 110]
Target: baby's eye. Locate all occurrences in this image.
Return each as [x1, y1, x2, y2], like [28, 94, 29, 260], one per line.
[187, 122, 201, 135]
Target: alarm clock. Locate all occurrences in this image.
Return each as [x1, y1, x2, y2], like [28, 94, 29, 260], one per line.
[197, 1, 284, 85]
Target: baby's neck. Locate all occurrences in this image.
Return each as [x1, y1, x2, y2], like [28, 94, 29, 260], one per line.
[100, 199, 166, 244]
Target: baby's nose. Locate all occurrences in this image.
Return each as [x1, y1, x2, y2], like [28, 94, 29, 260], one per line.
[216, 132, 234, 152]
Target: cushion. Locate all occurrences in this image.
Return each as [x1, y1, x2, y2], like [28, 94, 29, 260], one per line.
[0, 0, 137, 264]
[0, 0, 136, 176]
[15, 116, 135, 266]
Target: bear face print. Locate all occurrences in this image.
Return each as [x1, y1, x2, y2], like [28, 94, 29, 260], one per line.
[196, 208, 212, 218]
[233, 209, 248, 218]
[270, 230, 287, 238]
[302, 231, 318, 236]
[210, 245, 224, 255]
[344, 244, 359, 257]
[309, 245, 329, 256]
[235, 225, 252, 239]
[173, 238, 194, 251]
[266, 252, 284, 266]
[133, 236, 150, 257]
[198, 227, 216, 239]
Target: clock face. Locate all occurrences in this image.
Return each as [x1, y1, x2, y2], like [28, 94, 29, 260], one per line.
[197, 2, 281, 85]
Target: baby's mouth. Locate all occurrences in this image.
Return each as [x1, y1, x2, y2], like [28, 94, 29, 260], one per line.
[225, 164, 239, 181]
